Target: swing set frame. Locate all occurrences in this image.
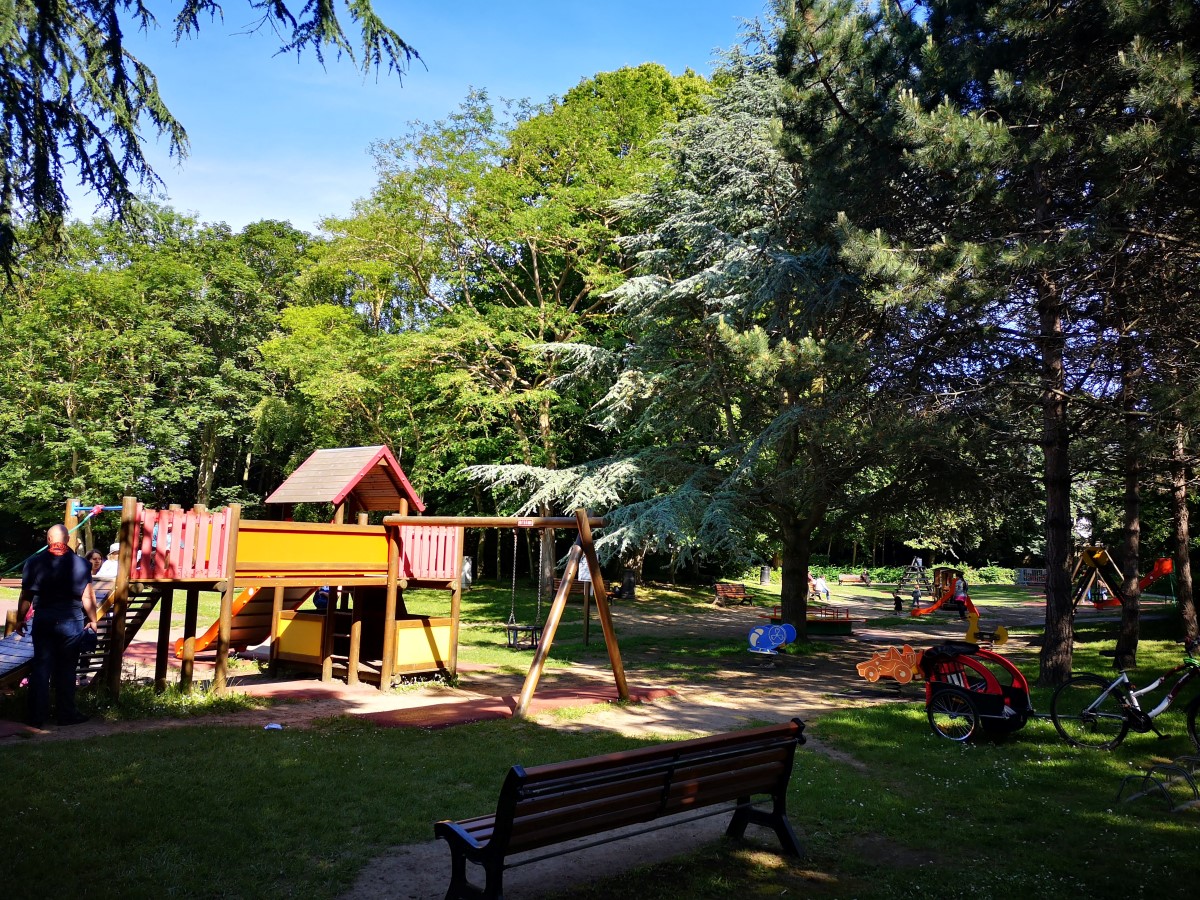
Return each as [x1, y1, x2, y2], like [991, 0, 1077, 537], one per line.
[382, 507, 629, 718]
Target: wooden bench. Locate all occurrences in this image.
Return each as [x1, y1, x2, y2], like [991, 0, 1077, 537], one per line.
[435, 719, 806, 899]
[552, 577, 592, 601]
[836, 573, 870, 585]
[713, 582, 751, 606]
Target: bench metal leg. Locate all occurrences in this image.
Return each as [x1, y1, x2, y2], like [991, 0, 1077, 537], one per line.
[443, 847, 505, 900]
[726, 796, 804, 858]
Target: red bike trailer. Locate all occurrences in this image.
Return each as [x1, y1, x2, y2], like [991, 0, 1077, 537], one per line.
[919, 641, 1034, 742]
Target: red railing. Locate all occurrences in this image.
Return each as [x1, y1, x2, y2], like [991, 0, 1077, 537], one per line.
[398, 525, 460, 581]
[132, 505, 231, 580]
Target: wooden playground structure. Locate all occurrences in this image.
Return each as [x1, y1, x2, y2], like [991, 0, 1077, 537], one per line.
[1070, 545, 1174, 611]
[1, 446, 627, 718]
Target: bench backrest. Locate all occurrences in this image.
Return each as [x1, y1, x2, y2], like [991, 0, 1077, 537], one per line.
[492, 720, 804, 855]
[714, 583, 746, 597]
[552, 578, 589, 594]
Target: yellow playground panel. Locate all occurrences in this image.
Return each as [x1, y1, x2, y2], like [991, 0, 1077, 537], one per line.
[234, 521, 390, 578]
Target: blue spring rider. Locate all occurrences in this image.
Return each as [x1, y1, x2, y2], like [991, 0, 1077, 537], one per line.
[748, 623, 798, 655]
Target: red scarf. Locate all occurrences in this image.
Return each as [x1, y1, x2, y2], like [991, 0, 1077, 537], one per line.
[47, 541, 68, 556]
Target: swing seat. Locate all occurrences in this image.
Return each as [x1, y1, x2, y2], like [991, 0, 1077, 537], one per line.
[505, 623, 542, 651]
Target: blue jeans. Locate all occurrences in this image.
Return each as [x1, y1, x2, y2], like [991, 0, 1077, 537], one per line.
[29, 608, 85, 725]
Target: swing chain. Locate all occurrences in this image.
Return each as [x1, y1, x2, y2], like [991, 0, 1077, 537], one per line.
[536, 528, 544, 625]
[508, 527, 518, 626]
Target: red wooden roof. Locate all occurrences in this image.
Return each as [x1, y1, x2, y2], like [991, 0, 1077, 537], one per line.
[264, 446, 426, 513]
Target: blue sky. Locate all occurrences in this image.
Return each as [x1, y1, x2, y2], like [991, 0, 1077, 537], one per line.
[93, 2, 770, 233]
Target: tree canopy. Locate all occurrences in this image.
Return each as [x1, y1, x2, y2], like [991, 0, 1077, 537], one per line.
[4, 3, 1200, 678]
[0, 0, 415, 272]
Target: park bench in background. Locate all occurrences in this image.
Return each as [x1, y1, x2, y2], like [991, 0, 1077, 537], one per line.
[551, 577, 592, 601]
[713, 582, 751, 606]
[435, 719, 806, 899]
[836, 572, 870, 585]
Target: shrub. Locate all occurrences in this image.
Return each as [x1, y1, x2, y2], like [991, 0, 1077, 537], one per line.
[965, 565, 1016, 584]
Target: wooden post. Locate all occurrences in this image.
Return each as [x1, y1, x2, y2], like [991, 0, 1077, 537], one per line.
[65, 498, 80, 552]
[269, 585, 285, 677]
[154, 587, 174, 693]
[321, 580, 337, 682]
[347, 606, 362, 686]
[357, 511, 369, 525]
[180, 587, 199, 692]
[515, 543, 583, 718]
[333, 503, 345, 525]
[380, 524, 401, 691]
[575, 507, 629, 702]
[105, 496, 138, 698]
[449, 526, 464, 676]
[213, 504, 242, 694]
[583, 583, 591, 646]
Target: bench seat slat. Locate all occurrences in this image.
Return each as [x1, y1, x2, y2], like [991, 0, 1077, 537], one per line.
[663, 762, 791, 811]
[508, 797, 670, 852]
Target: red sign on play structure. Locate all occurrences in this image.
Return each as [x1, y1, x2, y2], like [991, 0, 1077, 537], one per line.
[517, 518, 535, 528]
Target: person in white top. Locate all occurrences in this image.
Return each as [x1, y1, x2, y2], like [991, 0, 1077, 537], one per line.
[96, 542, 120, 579]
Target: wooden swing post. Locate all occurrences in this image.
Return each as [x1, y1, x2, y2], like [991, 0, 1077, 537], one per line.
[575, 507, 629, 703]
[382, 510, 620, 714]
[515, 543, 583, 718]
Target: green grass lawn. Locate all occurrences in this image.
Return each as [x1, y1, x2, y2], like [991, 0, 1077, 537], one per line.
[5, 657, 1199, 899]
[5, 580, 1199, 898]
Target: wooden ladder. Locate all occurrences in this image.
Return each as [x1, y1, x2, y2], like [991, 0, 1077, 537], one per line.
[81, 589, 161, 684]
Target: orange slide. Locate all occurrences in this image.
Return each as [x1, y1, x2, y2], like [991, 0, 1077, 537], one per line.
[1138, 558, 1174, 593]
[173, 585, 315, 658]
[911, 584, 979, 618]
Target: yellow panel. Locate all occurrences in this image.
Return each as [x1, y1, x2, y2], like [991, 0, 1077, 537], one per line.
[393, 618, 452, 672]
[277, 614, 325, 660]
[235, 522, 389, 575]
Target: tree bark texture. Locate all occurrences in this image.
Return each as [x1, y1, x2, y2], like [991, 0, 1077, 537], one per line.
[1037, 280, 1075, 686]
[779, 515, 812, 639]
[1171, 423, 1198, 646]
[1114, 345, 1142, 669]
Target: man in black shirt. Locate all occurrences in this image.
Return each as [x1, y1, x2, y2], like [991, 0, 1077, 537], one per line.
[16, 524, 100, 728]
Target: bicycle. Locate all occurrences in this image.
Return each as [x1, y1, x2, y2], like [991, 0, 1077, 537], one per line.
[1050, 641, 1200, 750]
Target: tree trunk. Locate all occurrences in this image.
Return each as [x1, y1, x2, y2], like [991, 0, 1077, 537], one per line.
[1114, 346, 1143, 669]
[196, 423, 219, 508]
[621, 546, 646, 583]
[1038, 278, 1075, 686]
[1170, 422, 1198, 646]
[779, 515, 813, 639]
[539, 505, 555, 601]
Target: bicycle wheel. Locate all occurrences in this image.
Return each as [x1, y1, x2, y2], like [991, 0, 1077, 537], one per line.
[927, 687, 979, 742]
[1051, 674, 1130, 749]
[1186, 694, 1200, 753]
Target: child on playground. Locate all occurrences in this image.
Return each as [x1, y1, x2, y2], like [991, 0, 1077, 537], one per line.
[953, 574, 969, 621]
